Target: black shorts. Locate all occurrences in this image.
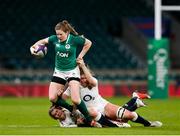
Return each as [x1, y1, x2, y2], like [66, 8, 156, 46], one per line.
[51, 76, 80, 85]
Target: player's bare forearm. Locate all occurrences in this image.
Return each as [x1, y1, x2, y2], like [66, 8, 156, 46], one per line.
[78, 39, 92, 59]
[32, 38, 49, 47]
[77, 59, 97, 87]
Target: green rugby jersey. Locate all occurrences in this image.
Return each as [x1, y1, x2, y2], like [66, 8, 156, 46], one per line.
[48, 34, 85, 71]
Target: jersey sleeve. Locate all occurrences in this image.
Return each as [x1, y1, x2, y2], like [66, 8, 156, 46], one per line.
[48, 35, 57, 44]
[74, 35, 85, 46]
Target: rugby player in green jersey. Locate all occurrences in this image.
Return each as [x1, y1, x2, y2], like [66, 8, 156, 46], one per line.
[30, 20, 99, 127]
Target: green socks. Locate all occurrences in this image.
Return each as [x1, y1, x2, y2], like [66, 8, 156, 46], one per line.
[56, 98, 92, 124]
[56, 97, 73, 112]
[76, 100, 92, 123]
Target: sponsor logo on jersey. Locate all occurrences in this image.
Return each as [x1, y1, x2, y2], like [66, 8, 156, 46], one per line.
[57, 52, 69, 57]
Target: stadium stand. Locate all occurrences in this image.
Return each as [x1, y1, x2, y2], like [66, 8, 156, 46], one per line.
[0, 0, 153, 70]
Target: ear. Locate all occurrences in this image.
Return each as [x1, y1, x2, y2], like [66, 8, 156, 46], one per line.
[66, 31, 70, 35]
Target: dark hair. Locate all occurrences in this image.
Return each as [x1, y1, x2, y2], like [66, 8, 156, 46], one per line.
[48, 105, 62, 120]
[55, 20, 78, 35]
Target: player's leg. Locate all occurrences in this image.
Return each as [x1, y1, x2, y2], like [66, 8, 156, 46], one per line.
[119, 108, 162, 127]
[104, 101, 144, 118]
[104, 103, 131, 125]
[49, 82, 64, 102]
[104, 103, 122, 120]
[49, 80, 73, 112]
[122, 91, 150, 111]
[104, 103, 162, 127]
[122, 97, 146, 111]
[88, 107, 117, 127]
[68, 80, 98, 126]
[122, 110, 151, 126]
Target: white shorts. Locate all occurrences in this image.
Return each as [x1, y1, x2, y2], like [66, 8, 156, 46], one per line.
[52, 66, 80, 83]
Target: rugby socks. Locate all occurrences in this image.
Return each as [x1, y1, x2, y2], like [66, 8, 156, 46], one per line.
[76, 100, 92, 123]
[131, 112, 151, 126]
[122, 97, 138, 111]
[56, 97, 73, 112]
[95, 113, 118, 127]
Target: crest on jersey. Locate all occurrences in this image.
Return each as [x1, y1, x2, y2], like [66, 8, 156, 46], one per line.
[65, 44, 70, 49]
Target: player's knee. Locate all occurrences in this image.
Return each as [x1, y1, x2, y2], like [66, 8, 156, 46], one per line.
[49, 95, 57, 103]
[130, 112, 138, 121]
[88, 108, 98, 118]
[123, 110, 135, 120]
[71, 98, 81, 105]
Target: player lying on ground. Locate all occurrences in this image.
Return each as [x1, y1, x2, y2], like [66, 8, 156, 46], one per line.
[49, 58, 162, 127]
[49, 95, 148, 127]
[49, 105, 131, 127]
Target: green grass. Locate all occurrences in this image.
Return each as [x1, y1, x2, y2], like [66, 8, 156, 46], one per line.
[0, 97, 180, 135]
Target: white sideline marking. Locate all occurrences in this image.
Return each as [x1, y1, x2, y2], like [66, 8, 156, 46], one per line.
[0, 125, 59, 128]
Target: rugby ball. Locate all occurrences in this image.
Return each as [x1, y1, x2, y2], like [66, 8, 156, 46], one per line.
[34, 44, 47, 58]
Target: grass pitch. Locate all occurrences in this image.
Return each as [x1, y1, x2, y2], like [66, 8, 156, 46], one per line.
[0, 97, 180, 135]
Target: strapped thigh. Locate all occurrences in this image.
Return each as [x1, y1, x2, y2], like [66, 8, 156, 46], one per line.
[116, 107, 126, 119]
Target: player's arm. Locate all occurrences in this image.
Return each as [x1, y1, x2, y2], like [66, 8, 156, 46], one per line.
[77, 58, 97, 87]
[77, 38, 92, 59]
[32, 38, 49, 47]
[30, 38, 49, 55]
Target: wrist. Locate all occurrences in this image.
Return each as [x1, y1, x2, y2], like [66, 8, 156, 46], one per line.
[80, 64, 86, 68]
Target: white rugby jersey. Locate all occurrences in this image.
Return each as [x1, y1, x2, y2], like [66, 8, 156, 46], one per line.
[64, 77, 108, 109]
[58, 108, 77, 127]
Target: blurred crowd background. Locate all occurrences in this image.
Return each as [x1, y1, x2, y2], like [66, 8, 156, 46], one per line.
[1, 0, 180, 97]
